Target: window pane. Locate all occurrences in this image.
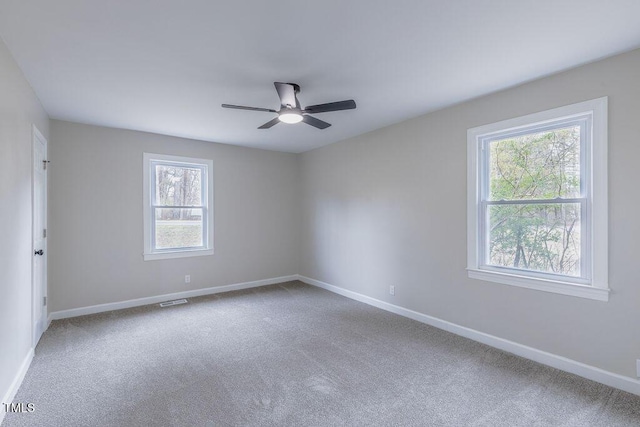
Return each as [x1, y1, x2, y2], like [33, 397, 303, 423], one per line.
[488, 203, 581, 277]
[155, 208, 203, 249]
[155, 164, 202, 206]
[489, 126, 580, 200]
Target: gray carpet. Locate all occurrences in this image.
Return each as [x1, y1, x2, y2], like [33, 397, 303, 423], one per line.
[3, 281, 640, 427]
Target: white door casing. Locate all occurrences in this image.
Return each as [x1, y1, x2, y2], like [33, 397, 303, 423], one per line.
[32, 125, 47, 346]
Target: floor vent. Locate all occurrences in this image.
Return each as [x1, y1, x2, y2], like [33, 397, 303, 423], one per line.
[159, 299, 188, 308]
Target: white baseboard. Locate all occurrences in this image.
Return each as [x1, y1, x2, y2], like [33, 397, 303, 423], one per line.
[37, 273, 640, 397]
[49, 275, 298, 321]
[0, 348, 34, 425]
[297, 275, 640, 397]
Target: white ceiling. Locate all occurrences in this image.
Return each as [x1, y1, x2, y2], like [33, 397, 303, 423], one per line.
[1, 1, 640, 153]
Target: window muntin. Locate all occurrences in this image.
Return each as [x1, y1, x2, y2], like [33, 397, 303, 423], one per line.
[467, 97, 608, 301]
[143, 153, 213, 260]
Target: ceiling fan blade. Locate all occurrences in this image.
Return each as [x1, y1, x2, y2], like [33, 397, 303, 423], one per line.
[222, 104, 276, 113]
[303, 99, 356, 114]
[274, 82, 300, 108]
[258, 117, 281, 129]
[302, 115, 331, 129]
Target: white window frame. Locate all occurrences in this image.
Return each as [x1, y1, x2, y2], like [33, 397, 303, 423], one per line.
[143, 153, 214, 261]
[467, 97, 608, 301]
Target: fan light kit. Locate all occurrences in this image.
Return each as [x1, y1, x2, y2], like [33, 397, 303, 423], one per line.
[222, 82, 356, 129]
[278, 111, 303, 124]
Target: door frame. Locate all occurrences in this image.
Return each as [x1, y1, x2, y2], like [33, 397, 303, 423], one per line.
[32, 124, 48, 347]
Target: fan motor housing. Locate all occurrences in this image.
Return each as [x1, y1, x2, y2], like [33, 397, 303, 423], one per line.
[287, 83, 301, 93]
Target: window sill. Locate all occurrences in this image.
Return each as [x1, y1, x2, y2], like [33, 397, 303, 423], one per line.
[144, 248, 214, 261]
[467, 268, 609, 302]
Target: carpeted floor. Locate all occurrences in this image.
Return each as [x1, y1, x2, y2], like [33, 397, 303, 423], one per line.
[3, 281, 640, 426]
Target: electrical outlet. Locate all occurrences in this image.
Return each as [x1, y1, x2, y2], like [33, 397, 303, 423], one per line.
[389, 285, 395, 296]
[636, 359, 640, 378]
[185, 275, 191, 284]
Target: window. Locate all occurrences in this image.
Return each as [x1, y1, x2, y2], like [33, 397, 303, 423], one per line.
[467, 98, 608, 301]
[143, 153, 213, 261]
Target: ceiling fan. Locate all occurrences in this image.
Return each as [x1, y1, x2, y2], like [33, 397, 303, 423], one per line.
[222, 82, 356, 129]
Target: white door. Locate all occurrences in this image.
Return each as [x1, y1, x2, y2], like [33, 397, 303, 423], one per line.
[32, 126, 48, 346]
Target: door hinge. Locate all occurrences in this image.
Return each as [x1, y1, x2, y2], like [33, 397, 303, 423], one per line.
[43, 296, 47, 306]
[43, 228, 47, 238]
[43, 160, 50, 170]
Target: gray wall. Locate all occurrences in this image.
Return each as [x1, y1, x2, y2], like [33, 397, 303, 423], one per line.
[49, 121, 299, 312]
[299, 48, 640, 379]
[0, 40, 49, 401]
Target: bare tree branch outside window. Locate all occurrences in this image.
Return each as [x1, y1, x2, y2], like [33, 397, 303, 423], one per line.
[487, 126, 581, 276]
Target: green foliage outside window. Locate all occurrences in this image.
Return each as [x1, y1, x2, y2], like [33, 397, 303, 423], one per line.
[487, 126, 582, 276]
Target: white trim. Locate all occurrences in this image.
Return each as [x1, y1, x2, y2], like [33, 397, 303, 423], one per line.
[467, 269, 609, 301]
[143, 248, 214, 261]
[467, 97, 607, 138]
[0, 349, 34, 425]
[142, 152, 214, 261]
[48, 275, 298, 320]
[297, 275, 640, 397]
[590, 97, 608, 291]
[31, 124, 48, 348]
[466, 97, 609, 299]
